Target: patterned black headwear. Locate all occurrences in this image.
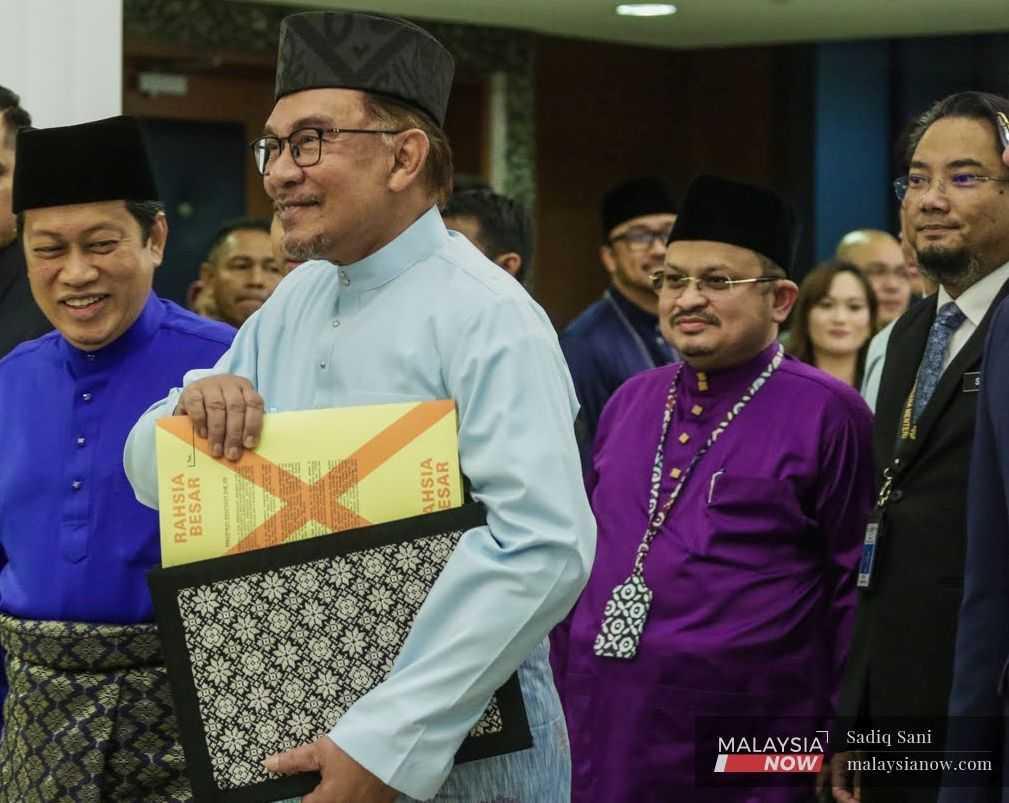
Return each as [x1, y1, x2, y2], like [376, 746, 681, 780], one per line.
[12, 116, 159, 214]
[667, 175, 798, 277]
[275, 11, 455, 127]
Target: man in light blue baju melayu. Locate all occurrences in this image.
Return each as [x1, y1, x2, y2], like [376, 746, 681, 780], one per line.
[123, 10, 595, 803]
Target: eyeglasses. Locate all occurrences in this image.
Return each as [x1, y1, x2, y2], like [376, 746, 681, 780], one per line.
[650, 271, 779, 295]
[610, 224, 674, 252]
[893, 173, 1009, 201]
[249, 126, 405, 175]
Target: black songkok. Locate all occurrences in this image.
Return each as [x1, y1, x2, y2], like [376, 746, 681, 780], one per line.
[275, 12, 455, 127]
[601, 177, 676, 238]
[12, 116, 159, 214]
[667, 175, 798, 277]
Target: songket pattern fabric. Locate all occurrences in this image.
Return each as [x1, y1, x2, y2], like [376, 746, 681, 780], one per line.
[593, 574, 653, 659]
[0, 615, 191, 802]
[175, 530, 506, 791]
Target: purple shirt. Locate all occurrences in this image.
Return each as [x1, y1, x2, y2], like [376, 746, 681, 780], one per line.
[552, 343, 875, 802]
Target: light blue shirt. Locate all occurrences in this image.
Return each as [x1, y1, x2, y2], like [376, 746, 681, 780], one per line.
[124, 206, 596, 800]
[860, 320, 894, 413]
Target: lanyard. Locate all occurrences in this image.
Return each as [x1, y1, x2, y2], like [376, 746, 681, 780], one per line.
[604, 289, 662, 369]
[594, 345, 785, 660]
[899, 379, 918, 442]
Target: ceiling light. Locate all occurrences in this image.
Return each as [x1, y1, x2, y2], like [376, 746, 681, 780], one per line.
[616, 3, 678, 16]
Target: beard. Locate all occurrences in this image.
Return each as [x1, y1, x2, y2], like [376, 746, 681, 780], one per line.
[917, 245, 984, 291]
[284, 231, 332, 262]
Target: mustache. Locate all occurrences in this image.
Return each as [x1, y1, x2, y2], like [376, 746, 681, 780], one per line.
[274, 196, 323, 211]
[670, 312, 720, 326]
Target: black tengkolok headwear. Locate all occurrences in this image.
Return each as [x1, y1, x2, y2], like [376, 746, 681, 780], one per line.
[275, 11, 455, 127]
[666, 175, 798, 276]
[12, 115, 159, 214]
[601, 176, 676, 238]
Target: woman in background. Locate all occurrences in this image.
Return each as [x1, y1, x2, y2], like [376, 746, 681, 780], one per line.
[787, 260, 878, 388]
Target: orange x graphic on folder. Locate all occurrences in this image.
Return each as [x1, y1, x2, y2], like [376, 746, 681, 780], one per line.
[155, 401, 463, 567]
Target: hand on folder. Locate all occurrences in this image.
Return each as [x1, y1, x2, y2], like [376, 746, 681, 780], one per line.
[175, 374, 264, 462]
[265, 736, 397, 803]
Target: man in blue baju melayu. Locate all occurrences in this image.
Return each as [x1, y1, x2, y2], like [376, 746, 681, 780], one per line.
[0, 115, 234, 800]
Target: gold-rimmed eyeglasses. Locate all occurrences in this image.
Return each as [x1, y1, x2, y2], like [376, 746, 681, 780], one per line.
[249, 126, 405, 175]
[649, 271, 779, 296]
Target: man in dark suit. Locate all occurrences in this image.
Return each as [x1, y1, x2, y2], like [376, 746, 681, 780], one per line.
[0, 85, 51, 357]
[938, 122, 1009, 803]
[833, 91, 1009, 803]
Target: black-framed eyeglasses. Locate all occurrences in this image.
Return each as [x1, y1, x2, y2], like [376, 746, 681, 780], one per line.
[249, 126, 406, 175]
[893, 173, 1009, 201]
[610, 224, 675, 252]
[649, 271, 779, 295]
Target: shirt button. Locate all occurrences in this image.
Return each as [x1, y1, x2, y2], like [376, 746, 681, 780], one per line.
[890, 489, 904, 504]
[76, 436, 86, 447]
[340, 270, 351, 287]
[332, 320, 340, 328]
[82, 392, 93, 402]
[678, 432, 690, 444]
[319, 362, 327, 370]
[71, 480, 82, 491]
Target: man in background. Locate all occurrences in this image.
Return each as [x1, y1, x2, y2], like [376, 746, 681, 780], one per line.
[197, 217, 286, 328]
[561, 177, 678, 451]
[0, 85, 51, 357]
[442, 188, 532, 284]
[836, 228, 913, 327]
[860, 208, 935, 411]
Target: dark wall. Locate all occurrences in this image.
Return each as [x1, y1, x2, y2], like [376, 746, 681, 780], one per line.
[535, 36, 815, 328]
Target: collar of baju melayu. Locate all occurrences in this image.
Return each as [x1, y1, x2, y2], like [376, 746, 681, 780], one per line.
[607, 285, 659, 328]
[678, 340, 782, 399]
[59, 291, 164, 377]
[334, 204, 446, 295]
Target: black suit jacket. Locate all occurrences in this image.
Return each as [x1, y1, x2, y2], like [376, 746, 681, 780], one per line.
[839, 279, 1009, 727]
[0, 241, 51, 359]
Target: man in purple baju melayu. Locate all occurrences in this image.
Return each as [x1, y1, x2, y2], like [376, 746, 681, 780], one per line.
[552, 175, 875, 802]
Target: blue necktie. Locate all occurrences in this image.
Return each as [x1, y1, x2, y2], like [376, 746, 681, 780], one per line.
[912, 301, 966, 422]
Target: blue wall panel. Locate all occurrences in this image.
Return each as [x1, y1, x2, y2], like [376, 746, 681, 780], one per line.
[813, 42, 891, 264]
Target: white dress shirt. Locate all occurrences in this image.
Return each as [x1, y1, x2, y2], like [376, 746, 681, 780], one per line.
[937, 260, 1009, 371]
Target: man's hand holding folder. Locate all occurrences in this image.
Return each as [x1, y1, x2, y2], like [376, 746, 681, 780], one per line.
[175, 374, 265, 462]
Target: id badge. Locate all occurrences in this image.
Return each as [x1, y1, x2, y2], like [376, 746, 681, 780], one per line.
[857, 510, 884, 589]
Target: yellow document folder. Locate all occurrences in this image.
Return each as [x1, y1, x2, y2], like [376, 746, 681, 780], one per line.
[155, 400, 462, 566]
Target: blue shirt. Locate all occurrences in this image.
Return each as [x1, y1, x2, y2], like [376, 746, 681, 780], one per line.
[561, 288, 678, 453]
[124, 207, 596, 800]
[0, 295, 233, 726]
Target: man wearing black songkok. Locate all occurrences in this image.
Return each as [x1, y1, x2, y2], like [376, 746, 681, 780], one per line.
[0, 115, 233, 801]
[0, 85, 51, 357]
[551, 175, 874, 802]
[561, 177, 678, 458]
[121, 10, 594, 803]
